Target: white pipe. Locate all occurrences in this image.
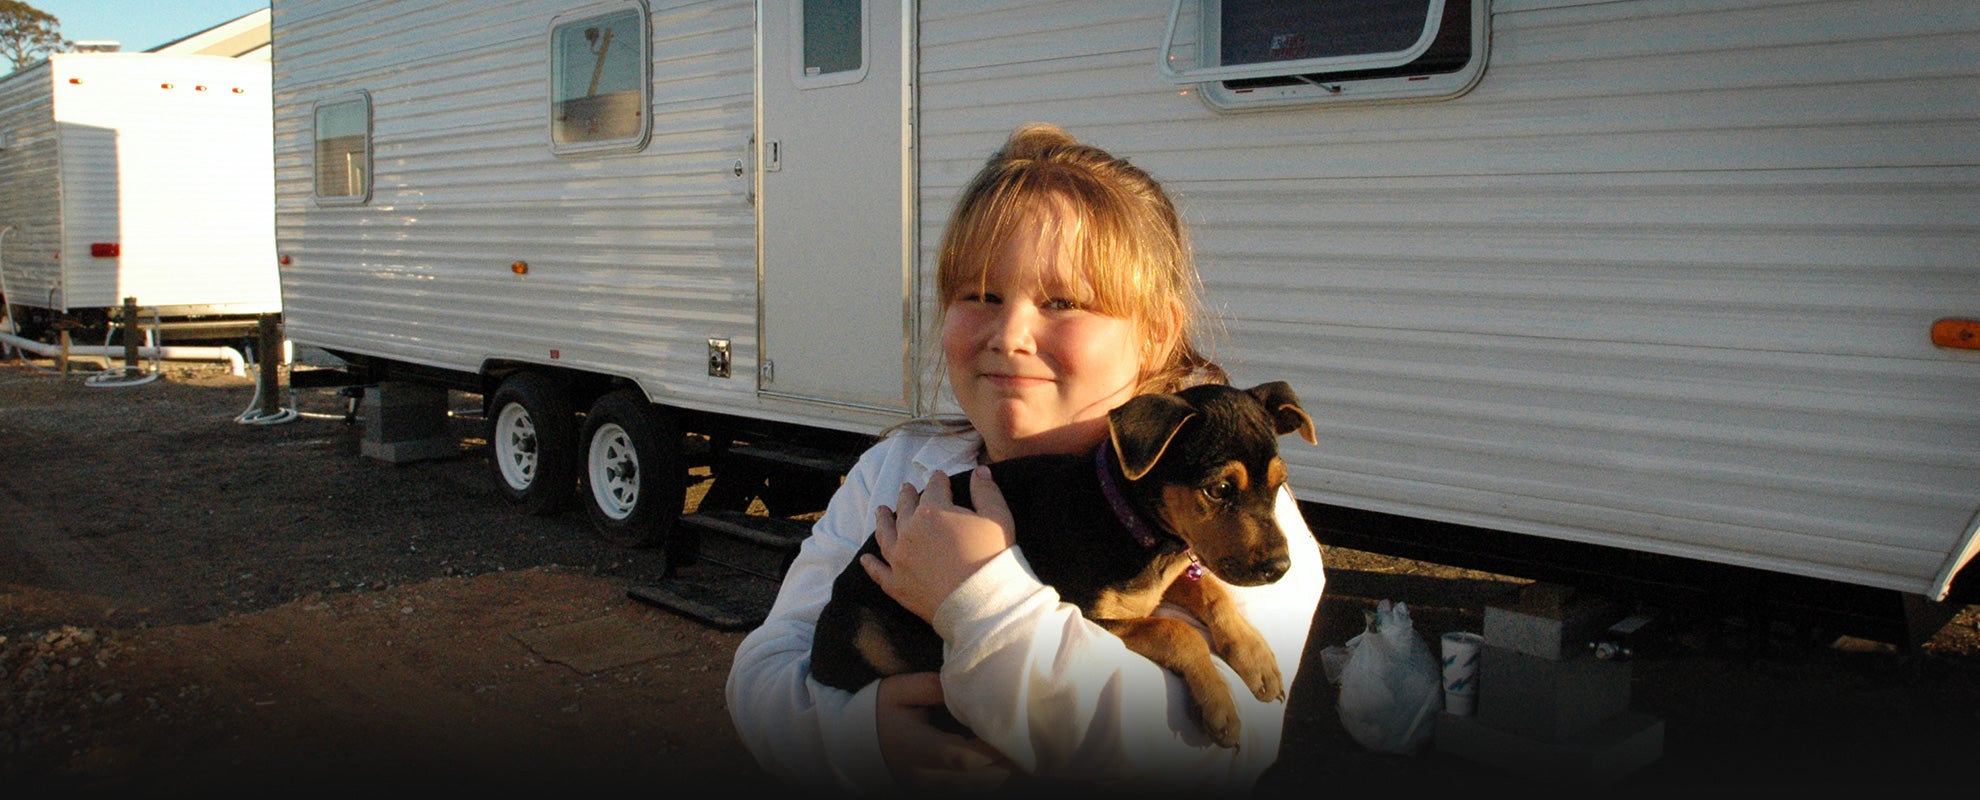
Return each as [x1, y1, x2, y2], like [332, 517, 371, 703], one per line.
[3, 224, 247, 377]
[0, 329, 246, 376]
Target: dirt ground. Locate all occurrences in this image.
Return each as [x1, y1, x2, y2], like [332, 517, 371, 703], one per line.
[1, 355, 1976, 794]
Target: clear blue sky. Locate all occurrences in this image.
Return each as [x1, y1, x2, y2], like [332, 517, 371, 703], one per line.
[30, 1, 268, 54]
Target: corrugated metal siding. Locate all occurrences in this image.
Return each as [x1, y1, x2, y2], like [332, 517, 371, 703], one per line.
[272, 0, 775, 423]
[52, 95, 120, 308]
[914, 0, 1980, 596]
[0, 63, 63, 310]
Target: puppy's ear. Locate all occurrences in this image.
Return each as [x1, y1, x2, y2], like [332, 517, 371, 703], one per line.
[1108, 393, 1196, 480]
[1249, 381, 1317, 445]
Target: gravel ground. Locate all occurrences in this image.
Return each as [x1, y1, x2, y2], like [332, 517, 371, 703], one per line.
[1, 355, 1976, 793]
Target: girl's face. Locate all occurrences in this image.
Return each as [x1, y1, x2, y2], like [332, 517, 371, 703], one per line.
[942, 213, 1146, 463]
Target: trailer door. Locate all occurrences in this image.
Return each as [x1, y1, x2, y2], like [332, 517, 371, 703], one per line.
[758, 0, 910, 413]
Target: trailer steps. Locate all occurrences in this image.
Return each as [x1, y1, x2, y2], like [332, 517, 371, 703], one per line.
[683, 509, 813, 581]
[628, 438, 860, 630]
[627, 509, 814, 631]
[626, 564, 783, 632]
[695, 440, 858, 518]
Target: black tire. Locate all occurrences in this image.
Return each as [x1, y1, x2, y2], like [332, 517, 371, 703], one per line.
[579, 389, 686, 549]
[486, 372, 578, 516]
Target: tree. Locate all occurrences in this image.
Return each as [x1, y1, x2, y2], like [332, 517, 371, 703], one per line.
[1, 1, 68, 73]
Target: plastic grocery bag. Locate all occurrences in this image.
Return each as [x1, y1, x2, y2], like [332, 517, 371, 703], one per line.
[1335, 599, 1443, 754]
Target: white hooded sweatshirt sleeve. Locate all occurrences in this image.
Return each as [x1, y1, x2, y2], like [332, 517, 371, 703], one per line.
[725, 430, 981, 793]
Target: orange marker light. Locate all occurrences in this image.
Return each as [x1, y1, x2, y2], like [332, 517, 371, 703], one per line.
[1931, 318, 1980, 350]
[511, 261, 529, 275]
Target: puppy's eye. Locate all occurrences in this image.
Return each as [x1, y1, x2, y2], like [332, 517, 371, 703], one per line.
[1203, 481, 1236, 503]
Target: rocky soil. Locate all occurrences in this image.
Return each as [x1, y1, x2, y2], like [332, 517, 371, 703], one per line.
[1, 355, 1975, 794]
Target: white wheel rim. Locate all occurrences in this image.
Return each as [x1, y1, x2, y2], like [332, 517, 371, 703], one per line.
[588, 422, 640, 520]
[494, 403, 538, 490]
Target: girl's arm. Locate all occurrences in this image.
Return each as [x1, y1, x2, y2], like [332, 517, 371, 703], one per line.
[932, 487, 1325, 791]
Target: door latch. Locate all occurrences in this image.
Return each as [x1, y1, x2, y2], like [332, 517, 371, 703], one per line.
[707, 338, 731, 378]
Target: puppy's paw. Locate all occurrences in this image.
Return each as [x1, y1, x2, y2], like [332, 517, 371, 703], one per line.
[1244, 663, 1284, 704]
[1193, 690, 1243, 749]
[1222, 635, 1284, 703]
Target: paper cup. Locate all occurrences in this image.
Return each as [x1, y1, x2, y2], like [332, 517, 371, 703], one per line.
[1440, 631, 1483, 716]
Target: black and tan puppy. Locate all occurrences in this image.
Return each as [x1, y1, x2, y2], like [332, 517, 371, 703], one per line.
[810, 381, 1316, 748]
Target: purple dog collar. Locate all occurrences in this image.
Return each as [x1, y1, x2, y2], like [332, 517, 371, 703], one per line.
[1094, 444, 1202, 581]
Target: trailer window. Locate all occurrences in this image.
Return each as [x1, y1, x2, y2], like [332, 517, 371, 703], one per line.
[313, 93, 371, 203]
[791, 0, 866, 88]
[550, 4, 650, 153]
[1161, 0, 1488, 110]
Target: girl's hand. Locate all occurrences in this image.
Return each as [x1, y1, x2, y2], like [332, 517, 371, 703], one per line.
[875, 672, 1012, 790]
[862, 466, 1015, 623]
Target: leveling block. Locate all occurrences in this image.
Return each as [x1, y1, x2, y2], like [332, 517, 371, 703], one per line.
[1435, 583, 1665, 784]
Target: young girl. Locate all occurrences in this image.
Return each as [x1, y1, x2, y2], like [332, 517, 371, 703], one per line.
[725, 123, 1326, 793]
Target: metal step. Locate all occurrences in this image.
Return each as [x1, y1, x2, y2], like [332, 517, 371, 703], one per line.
[726, 441, 861, 473]
[634, 438, 855, 631]
[682, 509, 813, 581]
[697, 440, 861, 516]
[627, 561, 781, 632]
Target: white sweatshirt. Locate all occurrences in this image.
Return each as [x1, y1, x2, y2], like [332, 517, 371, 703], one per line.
[724, 426, 1326, 793]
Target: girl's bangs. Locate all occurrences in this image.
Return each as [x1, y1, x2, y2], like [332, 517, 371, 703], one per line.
[940, 176, 1165, 325]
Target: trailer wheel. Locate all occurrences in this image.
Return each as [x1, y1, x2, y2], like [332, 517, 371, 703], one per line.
[580, 390, 686, 549]
[487, 372, 578, 515]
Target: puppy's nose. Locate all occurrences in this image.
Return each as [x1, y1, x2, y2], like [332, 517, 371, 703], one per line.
[1224, 554, 1289, 586]
[1255, 555, 1290, 583]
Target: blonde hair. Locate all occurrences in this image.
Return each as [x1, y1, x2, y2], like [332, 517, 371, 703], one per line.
[936, 123, 1225, 394]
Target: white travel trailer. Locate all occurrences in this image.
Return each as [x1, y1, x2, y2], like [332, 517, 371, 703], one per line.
[0, 50, 278, 346]
[268, 0, 1980, 644]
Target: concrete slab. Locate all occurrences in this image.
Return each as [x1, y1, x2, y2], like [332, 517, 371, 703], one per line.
[512, 613, 693, 673]
[358, 380, 454, 463]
